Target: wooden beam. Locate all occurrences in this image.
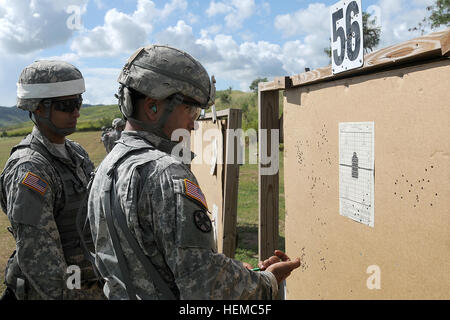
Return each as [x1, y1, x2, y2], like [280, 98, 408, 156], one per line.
[222, 109, 242, 258]
[201, 108, 230, 120]
[259, 76, 292, 92]
[258, 90, 279, 261]
[290, 28, 450, 88]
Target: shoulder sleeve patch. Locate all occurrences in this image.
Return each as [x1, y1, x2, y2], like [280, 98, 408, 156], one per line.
[184, 179, 208, 210]
[21, 172, 48, 196]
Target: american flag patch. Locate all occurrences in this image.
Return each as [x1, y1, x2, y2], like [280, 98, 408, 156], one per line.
[21, 172, 48, 195]
[184, 179, 208, 210]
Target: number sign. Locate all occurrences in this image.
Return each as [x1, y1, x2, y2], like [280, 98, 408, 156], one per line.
[330, 0, 364, 74]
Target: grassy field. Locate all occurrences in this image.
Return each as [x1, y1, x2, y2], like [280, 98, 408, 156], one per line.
[0, 130, 285, 294]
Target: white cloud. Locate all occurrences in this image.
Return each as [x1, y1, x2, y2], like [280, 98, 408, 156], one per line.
[156, 20, 329, 93]
[0, 0, 88, 54]
[81, 68, 121, 105]
[70, 0, 188, 57]
[0, 53, 37, 106]
[36, 52, 81, 65]
[206, 0, 256, 29]
[206, 1, 232, 16]
[274, 3, 329, 38]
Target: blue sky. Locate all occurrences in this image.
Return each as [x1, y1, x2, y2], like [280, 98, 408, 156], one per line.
[0, 0, 442, 106]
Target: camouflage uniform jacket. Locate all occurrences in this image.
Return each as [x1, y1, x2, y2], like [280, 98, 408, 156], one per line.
[87, 131, 278, 300]
[0, 126, 104, 300]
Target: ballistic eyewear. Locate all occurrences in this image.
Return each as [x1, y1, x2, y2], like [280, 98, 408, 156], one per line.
[44, 96, 83, 113]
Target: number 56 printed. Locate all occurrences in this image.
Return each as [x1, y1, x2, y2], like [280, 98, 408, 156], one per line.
[330, 0, 364, 74]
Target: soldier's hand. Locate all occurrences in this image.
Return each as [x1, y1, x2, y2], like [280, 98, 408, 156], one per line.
[266, 257, 301, 284]
[258, 250, 292, 271]
[242, 262, 254, 270]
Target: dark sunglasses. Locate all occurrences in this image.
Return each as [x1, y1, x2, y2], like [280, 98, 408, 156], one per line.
[45, 97, 83, 113]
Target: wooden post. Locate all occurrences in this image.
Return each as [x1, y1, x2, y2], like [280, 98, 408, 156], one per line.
[258, 87, 280, 261]
[222, 109, 242, 258]
[258, 77, 290, 261]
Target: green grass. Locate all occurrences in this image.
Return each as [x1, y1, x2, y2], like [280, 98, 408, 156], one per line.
[0, 130, 285, 293]
[234, 148, 285, 267]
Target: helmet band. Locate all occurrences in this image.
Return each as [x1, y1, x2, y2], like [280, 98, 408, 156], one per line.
[17, 78, 85, 99]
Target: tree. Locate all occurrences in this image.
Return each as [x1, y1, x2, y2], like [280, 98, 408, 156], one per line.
[409, 0, 450, 35]
[324, 11, 381, 60]
[362, 12, 381, 54]
[249, 77, 268, 93]
[217, 86, 233, 105]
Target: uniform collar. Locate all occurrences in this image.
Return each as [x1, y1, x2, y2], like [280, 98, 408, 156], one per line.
[120, 131, 196, 161]
[31, 126, 82, 166]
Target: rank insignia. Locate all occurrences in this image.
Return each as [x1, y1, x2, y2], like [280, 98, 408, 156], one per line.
[21, 172, 48, 195]
[193, 210, 212, 233]
[184, 179, 208, 210]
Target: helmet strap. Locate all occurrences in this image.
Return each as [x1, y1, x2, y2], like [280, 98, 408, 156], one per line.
[33, 101, 76, 137]
[157, 94, 183, 129]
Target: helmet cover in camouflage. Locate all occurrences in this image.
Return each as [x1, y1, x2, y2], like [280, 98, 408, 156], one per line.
[117, 45, 216, 118]
[112, 118, 125, 129]
[16, 60, 85, 112]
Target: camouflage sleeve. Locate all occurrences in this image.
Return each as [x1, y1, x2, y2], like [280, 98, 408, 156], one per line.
[148, 163, 277, 300]
[2, 157, 71, 299]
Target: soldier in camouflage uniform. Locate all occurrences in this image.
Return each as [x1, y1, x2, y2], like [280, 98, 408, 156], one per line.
[87, 45, 300, 300]
[101, 118, 125, 153]
[0, 61, 105, 300]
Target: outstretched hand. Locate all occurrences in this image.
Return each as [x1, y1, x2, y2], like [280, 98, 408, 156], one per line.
[258, 250, 301, 284]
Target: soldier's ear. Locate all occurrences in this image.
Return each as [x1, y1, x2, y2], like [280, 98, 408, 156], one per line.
[142, 97, 159, 121]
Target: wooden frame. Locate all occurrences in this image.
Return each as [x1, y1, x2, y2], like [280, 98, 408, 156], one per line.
[194, 108, 242, 258]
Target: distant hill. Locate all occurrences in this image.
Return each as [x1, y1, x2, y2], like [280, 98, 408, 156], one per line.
[0, 104, 109, 129]
[0, 106, 30, 128]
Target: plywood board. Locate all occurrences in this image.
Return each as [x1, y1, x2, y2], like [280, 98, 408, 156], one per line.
[191, 118, 226, 253]
[283, 59, 450, 299]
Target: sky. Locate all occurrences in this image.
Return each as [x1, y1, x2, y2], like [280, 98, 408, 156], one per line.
[0, 0, 443, 106]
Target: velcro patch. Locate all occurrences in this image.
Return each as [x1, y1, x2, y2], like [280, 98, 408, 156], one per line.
[193, 210, 212, 233]
[184, 179, 208, 210]
[21, 172, 48, 195]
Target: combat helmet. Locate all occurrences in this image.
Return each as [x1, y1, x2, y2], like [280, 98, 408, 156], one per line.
[112, 118, 125, 129]
[116, 45, 216, 136]
[16, 60, 85, 136]
[17, 60, 85, 112]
